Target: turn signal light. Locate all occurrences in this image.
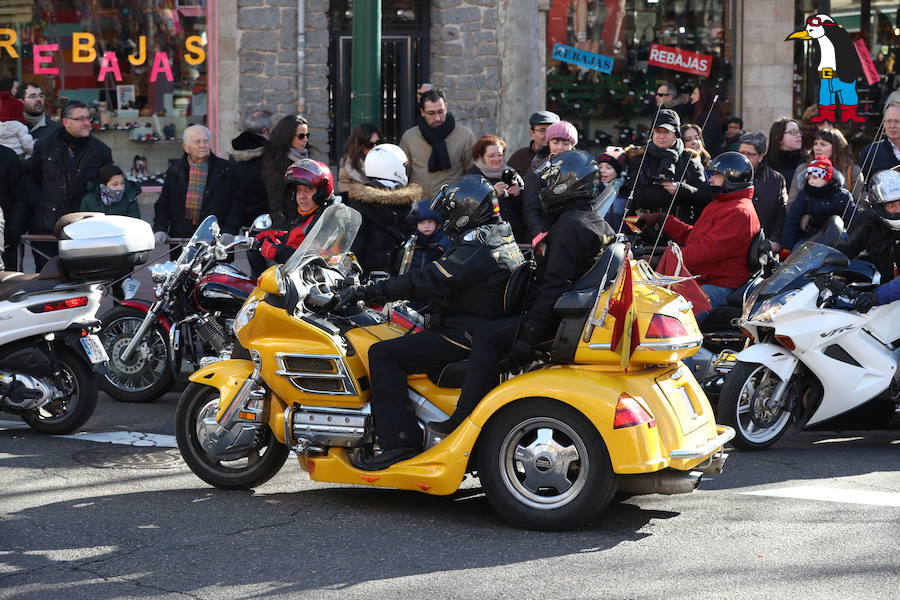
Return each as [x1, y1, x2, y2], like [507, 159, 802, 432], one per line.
[613, 394, 656, 429]
[645, 314, 688, 338]
[27, 296, 89, 313]
[775, 335, 796, 351]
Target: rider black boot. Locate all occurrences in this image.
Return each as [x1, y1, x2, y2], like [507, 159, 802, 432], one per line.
[357, 446, 421, 471]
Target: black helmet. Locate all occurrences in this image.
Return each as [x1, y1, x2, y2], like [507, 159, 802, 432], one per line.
[429, 174, 499, 239]
[709, 151, 754, 192]
[535, 150, 599, 216]
[869, 170, 900, 231]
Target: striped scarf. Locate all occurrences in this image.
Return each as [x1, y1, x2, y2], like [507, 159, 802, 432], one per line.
[185, 159, 208, 224]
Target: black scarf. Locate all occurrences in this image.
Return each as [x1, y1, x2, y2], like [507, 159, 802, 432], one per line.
[647, 137, 684, 179]
[418, 112, 456, 173]
[804, 178, 840, 199]
[60, 129, 90, 170]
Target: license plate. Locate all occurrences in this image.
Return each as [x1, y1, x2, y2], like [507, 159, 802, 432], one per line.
[80, 334, 110, 365]
[122, 277, 141, 300]
[676, 386, 697, 416]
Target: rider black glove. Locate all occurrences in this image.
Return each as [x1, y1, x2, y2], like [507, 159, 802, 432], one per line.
[507, 339, 536, 374]
[852, 291, 879, 313]
[333, 285, 368, 310]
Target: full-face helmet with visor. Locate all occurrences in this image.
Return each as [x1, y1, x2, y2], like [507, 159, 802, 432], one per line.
[284, 159, 335, 206]
[429, 174, 499, 239]
[869, 169, 900, 231]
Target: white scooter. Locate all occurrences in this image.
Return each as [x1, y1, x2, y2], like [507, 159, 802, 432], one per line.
[0, 213, 154, 433]
[718, 241, 898, 450]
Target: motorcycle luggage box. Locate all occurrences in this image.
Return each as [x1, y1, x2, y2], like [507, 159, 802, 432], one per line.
[58, 215, 155, 280]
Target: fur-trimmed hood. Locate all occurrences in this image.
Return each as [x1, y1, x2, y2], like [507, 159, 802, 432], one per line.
[230, 146, 264, 162]
[348, 182, 423, 206]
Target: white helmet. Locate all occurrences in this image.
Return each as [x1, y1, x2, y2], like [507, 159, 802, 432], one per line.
[870, 169, 900, 231]
[364, 143, 409, 188]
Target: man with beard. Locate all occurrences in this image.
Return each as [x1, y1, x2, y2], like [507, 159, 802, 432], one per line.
[400, 88, 477, 201]
[21, 83, 60, 141]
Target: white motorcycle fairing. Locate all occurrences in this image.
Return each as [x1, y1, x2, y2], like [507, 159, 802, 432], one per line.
[742, 285, 898, 427]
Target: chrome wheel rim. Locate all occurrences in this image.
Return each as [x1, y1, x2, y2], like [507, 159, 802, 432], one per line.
[102, 317, 168, 392]
[33, 361, 78, 423]
[191, 393, 269, 471]
[498, 417, 588, 510]
[736, 366, 792, 443]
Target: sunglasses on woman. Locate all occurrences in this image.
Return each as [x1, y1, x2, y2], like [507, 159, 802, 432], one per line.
[362, 139, 381, 149]
[296, 133, 309, 140]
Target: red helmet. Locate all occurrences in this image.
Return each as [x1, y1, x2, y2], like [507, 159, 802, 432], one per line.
[284, 159, 334, 206]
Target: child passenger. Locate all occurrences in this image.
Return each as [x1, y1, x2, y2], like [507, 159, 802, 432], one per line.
[782, 156, 856, 250]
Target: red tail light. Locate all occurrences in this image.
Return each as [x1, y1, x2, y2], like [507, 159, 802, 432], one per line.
[774, 335, 795, 350]
[645, 314, 688, 338]
[613, 394, 656, 429]
[28, 296, 89, 313]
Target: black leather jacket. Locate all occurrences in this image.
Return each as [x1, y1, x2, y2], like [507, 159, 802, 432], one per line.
[369, 221, 524, 331]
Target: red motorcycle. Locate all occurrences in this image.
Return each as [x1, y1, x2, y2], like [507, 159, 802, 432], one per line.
[98, 216, 256, 402]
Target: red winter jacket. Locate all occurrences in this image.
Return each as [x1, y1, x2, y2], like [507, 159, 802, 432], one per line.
[662, 187, 761, 289]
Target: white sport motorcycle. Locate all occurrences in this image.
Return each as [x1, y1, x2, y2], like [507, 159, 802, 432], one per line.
[719, 242, 898, 450]
[0, 214, 154, 433]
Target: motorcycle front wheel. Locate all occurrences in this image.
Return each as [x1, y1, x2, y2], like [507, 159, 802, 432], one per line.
[23, 349, 98, 434]
[718, 361, 794, 450]
[477, 399, 617, 531]
[176, 382, 288, 490]
[99, 306, 174, 403]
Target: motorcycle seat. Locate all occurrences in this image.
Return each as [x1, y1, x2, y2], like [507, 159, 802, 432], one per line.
[0, 258, 72, 302]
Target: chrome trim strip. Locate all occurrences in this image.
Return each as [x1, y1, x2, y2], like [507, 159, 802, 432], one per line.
[588, 338, 702, 352]
[275, 352, 358, 396]
[670, 426, 736, 459]
[284, 404, 296, 447]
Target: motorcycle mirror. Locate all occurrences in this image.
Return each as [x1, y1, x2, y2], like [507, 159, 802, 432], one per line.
[251, 214, 273, 230]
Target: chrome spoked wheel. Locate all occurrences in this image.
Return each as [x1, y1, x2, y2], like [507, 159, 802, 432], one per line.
[478, 399, 616, 531]
[99, 307, 174, 402]
[720, 362, 794, 450]
[500, 418, 588, 510]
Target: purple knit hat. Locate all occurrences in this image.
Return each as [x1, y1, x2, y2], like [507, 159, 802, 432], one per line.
[545, 120, 578, 146]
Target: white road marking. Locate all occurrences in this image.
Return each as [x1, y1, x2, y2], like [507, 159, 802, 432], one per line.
[742, 485, 900, 507]
[0, 421, 177, 447]
[60, 431, 177, 447]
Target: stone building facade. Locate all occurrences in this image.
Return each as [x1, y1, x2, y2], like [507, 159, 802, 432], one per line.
[216, 0, 544, 162]
[212, 0, 807, 163]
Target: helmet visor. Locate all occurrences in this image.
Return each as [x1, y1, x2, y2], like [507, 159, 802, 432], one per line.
[429, 185, 452, 216]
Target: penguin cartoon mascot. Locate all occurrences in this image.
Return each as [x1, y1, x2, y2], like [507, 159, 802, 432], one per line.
[787, 14, 865, 124]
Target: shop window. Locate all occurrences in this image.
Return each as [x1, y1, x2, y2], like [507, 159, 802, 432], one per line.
[546, 0, 735, 156]
[0, 0, 210, 184]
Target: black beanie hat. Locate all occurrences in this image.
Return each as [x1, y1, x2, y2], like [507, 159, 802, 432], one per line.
[98, 164, 124, 185]
[596, 153, 624, 177]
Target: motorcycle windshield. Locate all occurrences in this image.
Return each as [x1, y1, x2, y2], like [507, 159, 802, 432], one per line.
[171, 215, 219, 272]
[282, 203, 362, 276]
[756, 242, 848, 297]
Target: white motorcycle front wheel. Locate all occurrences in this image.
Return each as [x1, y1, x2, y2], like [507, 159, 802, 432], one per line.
[718, 362, 794, 450]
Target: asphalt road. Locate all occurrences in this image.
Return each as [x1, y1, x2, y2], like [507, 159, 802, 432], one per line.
[1, 388, 898, 600]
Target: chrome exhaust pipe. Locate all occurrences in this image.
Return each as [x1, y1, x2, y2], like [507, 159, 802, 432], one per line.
[618, 469, 703, 495]
[696, 452, 728, 476]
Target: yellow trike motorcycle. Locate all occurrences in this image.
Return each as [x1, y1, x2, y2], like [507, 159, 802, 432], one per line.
[175, 203, 734, 530]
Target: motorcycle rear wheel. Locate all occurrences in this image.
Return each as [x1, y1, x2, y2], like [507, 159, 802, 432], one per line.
[477, 398, 617, 531]
[23, 349, 98, 434]
[99, 306, 174, 403]
[176, 382, 288, 490]
[718, 361, 793, 450]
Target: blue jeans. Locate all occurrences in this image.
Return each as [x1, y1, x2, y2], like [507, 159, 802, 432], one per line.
[819, 77, 858, 106]
[695, 284, 734, 323]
